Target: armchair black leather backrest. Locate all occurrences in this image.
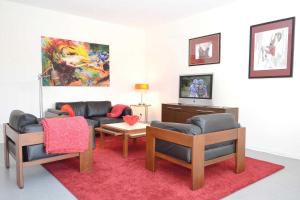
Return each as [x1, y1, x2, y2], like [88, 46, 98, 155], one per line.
[9, 110, 42, 133]
[7, 110, 52, 162]
[187, 113, 239, 133]
[151, 113, 239, 135]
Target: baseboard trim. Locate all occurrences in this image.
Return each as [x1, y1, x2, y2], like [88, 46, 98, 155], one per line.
[247, 146, 300, 161]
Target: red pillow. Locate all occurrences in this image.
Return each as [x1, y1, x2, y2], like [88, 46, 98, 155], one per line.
[60, 104, 75, 117]
[107, 104, 128, 118]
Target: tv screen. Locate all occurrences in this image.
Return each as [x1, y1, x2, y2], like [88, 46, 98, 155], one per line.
[179, 74, 213, 99]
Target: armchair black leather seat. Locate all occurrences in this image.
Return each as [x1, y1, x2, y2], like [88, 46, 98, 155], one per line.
[152, 114, 238, 163]
[4, 110, 93, 188]
[146, 113, 246, 190]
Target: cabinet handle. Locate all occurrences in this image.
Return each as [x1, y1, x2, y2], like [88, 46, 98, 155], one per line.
[167, 107, 182, 110]
[196, 110, 215, 113]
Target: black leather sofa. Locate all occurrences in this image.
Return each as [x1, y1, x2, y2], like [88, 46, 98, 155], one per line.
[45, 101, 132, 129]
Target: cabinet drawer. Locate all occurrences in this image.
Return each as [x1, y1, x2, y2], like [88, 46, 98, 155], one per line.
[162, 104, 238, 122]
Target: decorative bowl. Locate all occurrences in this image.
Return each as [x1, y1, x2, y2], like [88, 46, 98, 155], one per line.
[123, 115, 139, 125]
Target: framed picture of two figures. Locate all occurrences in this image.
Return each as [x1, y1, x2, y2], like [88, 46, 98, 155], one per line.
[188, 17, 295, 79]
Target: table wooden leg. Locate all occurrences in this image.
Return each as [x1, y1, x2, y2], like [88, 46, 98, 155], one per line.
[145, 106, 148, 123]
[100, 130, 105, 148]
[123, 134, 128, 158]
[133, 138, 137, 144]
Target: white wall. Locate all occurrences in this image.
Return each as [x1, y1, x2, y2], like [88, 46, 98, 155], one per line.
[1, 0, 300, 160]
[145, 0, 300, 159]
[0, 1, 146, 142]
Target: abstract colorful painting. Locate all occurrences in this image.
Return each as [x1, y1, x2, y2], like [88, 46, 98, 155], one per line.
[41, 36, 109, 86]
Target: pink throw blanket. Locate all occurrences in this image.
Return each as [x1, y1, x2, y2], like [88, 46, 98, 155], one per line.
[42, 116, 89, 154]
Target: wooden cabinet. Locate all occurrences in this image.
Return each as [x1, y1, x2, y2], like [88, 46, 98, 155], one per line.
[162, 103, 238, 123]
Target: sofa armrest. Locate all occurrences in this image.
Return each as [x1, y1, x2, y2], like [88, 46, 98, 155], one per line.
[45, 109, 69, 118]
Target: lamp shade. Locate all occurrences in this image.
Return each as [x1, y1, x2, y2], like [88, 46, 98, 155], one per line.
[135, 83, 149, 90]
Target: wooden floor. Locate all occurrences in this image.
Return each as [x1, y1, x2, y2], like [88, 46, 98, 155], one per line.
[0, 145, 299, 200]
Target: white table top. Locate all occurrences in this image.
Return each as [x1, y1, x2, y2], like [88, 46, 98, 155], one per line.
[102, 122, 148, 131]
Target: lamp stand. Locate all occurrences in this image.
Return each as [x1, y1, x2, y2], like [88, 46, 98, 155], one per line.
[139, 91, 146, 105]
[38, 74, 44, 118]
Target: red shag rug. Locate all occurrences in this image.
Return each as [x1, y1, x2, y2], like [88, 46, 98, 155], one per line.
[43, 137, 284, 200]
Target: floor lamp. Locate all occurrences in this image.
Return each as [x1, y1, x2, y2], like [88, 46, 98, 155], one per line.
[38, 74, 44, 118]
[38, 70, 59, 117]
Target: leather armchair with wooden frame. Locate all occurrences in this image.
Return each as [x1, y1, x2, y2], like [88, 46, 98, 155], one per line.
[145, 113, 245, 190]
[3, 110, 93, 189]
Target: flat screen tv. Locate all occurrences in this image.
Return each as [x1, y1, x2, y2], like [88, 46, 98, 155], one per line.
[179, 74, 213, 99]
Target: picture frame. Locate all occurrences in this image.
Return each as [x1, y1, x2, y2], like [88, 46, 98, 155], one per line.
[249, 17, 295, 78]
[189, 33, 221, 66]
[41, 36, 110, 86]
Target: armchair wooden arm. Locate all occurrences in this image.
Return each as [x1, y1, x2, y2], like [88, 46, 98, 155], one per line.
[3, 123, 93, 189]
[145, 126, 245, 190]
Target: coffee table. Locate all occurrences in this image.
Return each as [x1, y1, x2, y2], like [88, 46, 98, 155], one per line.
[95, 122, 147, 158]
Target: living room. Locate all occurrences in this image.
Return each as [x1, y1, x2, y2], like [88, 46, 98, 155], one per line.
[0, 0, 299, 199]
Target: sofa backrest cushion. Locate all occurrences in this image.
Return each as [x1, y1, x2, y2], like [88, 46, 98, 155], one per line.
[86, 101, 112, 117]
[151, 121, 201, 135]
[56, 102, 87, 117]
[187, 113, 239, 133]
[9, 110, 39, 133]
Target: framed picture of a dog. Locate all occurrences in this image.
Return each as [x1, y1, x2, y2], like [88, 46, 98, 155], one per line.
[189, 33, 221, 66]
[249, 17, 295, 78]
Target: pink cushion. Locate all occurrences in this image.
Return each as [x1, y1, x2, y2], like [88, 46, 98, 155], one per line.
[60, 104, 75, 117]
[107, 104, 128, 118]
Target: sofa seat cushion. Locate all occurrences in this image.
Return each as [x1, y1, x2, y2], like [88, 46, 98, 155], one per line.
[156, 140, 235, 163]
[151, 121, 201, 135]
[9, 110, 39, 133]
[90, 116, 123, 126]
[86, 101, 112, 117]
[86, 119, 100, 128]
[56, 102, 87, 117]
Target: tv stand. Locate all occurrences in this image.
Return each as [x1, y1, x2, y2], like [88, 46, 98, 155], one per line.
[162, 103, 238, 123]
